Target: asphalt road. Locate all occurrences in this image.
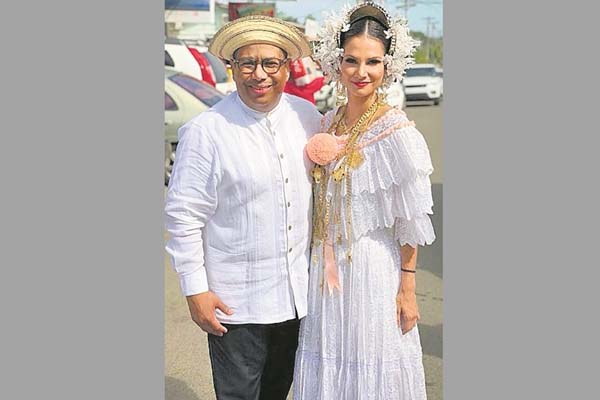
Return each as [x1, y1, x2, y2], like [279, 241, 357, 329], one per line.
[164, 103, 443, 400]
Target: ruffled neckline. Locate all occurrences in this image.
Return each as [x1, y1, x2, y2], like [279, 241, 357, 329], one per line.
[327, 106, 407, 137]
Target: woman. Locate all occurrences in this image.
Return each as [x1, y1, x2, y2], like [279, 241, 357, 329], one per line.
[293, 2, 435, 399]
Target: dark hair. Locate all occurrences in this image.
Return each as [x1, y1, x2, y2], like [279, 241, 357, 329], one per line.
[339, 16, 391, 53]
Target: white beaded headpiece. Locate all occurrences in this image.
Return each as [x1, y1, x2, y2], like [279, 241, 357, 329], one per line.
[314, 1, 419, 89]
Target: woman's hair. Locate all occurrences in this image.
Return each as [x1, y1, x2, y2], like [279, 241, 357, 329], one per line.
[339, 16, 391, 53]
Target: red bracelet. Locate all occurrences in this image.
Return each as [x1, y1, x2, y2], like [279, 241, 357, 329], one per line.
[401, 268, 416, 273]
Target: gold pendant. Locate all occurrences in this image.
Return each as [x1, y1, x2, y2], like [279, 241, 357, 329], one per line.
[311, 166, 323, 183]
[332, 166, 346, 182]
[347, 150, 364, 169]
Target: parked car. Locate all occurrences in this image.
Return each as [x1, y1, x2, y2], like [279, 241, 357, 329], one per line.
[165, 38, 204, 82]
[203, 51, 236, 94]
[186, 42, 236, 94]
[187, 45, 217, 87]
[165, 38, 235, 93]
[402, 63, 443, 105]
[164, 67, 225, 184]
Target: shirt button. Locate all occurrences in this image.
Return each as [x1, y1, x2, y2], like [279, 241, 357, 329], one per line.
[287, 202, 291, 207]
[280, 153, 284, 159]
[285, 178, 289, 183]
[288, 248, 292, 253]
[288, 225, 292, 231]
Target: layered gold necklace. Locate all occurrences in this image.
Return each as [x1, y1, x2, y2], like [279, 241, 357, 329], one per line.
[311, 95, 384, 263]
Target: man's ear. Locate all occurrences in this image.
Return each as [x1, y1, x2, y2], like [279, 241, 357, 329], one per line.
[285, 59, 292, 80]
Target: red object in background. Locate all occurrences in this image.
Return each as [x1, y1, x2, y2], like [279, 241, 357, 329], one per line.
[290, 59, 307, 80]
[284, 57, 325, 104]
[187, 47, 216, 87]
[284, 76, 325, 104]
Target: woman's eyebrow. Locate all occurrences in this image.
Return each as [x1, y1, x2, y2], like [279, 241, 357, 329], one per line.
[343, 55, 383, 60]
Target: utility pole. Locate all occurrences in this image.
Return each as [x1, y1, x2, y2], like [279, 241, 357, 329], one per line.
[398, 0, 417, 19]
[423, 16, 435, 63]
[431, 21, 438, 63]
[392, 0, 442, 27]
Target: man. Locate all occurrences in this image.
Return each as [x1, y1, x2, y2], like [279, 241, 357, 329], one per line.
[165, 15, 322, 400]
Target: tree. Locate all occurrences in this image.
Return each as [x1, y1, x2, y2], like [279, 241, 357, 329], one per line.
[411, 31, 443, 66]
[276, 11, 299, 23]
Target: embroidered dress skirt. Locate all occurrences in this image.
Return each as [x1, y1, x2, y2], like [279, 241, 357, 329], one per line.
[293, 228, 427, 400]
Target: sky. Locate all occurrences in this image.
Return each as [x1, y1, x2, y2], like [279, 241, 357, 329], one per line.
[275, 0, 443, 37]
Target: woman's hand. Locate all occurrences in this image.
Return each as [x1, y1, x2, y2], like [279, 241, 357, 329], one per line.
[397, 244, 420, 334]
[396, 282, 420, 334]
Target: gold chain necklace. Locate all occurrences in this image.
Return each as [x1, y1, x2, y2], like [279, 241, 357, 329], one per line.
[311, 95, 385, 262]
[331, 97, 382, 181]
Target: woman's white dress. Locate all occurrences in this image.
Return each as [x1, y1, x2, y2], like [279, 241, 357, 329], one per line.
[293, 107, 436, 400]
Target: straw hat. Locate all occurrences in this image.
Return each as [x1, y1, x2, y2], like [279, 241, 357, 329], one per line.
[209, 15, 312, 60]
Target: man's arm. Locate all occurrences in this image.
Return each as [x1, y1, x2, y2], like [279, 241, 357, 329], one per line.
[165, 123, 233, 336]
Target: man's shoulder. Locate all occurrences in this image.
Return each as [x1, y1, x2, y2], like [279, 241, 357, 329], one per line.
[184, 93, 238, 132]
[283, 93, 321, 116]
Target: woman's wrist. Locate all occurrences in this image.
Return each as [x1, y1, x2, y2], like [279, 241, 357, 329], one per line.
[400, 275, 416, 292]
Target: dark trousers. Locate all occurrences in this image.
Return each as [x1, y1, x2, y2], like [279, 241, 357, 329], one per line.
[207, 318, 300, 400]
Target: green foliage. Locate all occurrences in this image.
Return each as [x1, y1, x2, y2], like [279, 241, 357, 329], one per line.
[411, 31, 443, 66]
[276, 11, 299, 23]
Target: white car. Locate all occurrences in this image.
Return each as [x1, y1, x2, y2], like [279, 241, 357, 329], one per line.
[165, 38, 203, 82]
[402, 63, 443, 105]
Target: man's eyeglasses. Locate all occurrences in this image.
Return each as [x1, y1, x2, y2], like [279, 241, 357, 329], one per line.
[232, 57, 289, 75]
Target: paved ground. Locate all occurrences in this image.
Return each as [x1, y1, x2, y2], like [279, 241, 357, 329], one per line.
[164, 103, 443, 400]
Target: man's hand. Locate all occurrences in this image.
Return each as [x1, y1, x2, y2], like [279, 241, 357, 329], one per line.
[186, 291, 234, 337]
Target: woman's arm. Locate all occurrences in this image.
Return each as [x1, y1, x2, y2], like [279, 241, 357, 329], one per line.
[396, 244, 421, 334]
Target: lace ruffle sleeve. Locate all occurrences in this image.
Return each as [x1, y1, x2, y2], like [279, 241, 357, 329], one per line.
[347, 109, 436, 247]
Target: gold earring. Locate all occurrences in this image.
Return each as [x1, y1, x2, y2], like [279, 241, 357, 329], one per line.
[335, 82, 347, 106]
[377, 85, 388, 103]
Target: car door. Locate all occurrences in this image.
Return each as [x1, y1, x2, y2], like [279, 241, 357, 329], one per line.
[164, 85, 183, 145]
[164, 78, 211, 144]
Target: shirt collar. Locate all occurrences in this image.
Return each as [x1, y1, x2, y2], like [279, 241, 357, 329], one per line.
[236, 92, 285, 124]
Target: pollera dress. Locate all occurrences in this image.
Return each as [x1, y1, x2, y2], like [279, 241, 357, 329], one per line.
[293, 106, 436, 399]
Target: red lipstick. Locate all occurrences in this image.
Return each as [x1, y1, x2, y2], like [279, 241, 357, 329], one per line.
[352, 81, 369, 88]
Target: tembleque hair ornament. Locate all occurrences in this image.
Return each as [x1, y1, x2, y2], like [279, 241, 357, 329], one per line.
[314, 1, 420, 89]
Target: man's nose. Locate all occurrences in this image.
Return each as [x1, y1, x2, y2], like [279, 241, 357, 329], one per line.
[252, 62, 268, 79]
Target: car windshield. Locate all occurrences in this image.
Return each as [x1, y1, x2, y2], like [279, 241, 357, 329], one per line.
[203, 52, 228, 83]
[169, 74, 225, 107]
[405, 67, 438, 77]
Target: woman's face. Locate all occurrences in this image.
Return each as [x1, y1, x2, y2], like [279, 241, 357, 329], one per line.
[340, 34, 386, 100]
